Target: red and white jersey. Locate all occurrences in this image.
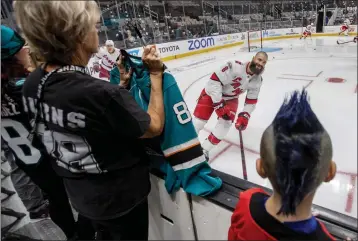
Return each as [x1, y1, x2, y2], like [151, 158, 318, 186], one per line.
[93, 47, 121, 71]
[340, 23, 349, 31]
[304, 25, 313, 33]
[204, 60, 263, 115]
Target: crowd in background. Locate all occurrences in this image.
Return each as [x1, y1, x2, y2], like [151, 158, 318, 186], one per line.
[2, 0, 357, 49]
[92, 0, 358, 48]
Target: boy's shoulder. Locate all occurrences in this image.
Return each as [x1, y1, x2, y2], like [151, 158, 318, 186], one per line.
[229, 188, 335, 241]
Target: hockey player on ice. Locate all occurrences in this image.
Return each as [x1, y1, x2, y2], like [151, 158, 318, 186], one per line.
[300, 23, 314, 40]
[338, 19, 351, 36]
[193, 52, 268, 158]
[92, 40, 121, 80]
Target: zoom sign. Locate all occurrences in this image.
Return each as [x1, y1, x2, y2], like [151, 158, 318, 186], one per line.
[188, 37, 215, 51]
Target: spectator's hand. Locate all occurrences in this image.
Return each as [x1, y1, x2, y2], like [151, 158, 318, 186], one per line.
[116, 56, 132, 87]
[142, 46, 163, 76]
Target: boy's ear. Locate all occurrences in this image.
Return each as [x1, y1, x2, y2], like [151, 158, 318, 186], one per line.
[324, 161, 336, 183]
[256, 158, 267, 178]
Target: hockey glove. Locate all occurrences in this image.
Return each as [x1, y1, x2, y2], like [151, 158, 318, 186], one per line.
[213, 100, 234, 121]
[92, 62, 100, 72]
[235, 112, 250, 131]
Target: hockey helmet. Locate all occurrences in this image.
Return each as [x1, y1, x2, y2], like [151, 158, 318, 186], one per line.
[105, 40, 114, 46]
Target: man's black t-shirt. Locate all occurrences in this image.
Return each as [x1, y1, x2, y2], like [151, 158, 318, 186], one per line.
[22, 66, 151, 220]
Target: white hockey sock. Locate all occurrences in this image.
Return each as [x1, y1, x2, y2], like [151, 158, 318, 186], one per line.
[202, 133, 220, 152]
[193, 117, 207, 134]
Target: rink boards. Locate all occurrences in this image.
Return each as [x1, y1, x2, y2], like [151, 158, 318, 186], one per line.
[86, 27, 358, 240]
[123, 25, 357, 62]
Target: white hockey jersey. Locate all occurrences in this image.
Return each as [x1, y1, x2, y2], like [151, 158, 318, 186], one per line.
[205, 60, 263, 115]
[93, 47, 121, 71]
[304, 25, 313, 33]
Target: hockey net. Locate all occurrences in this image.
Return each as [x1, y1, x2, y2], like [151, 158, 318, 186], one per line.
[239, 30, 263, 52]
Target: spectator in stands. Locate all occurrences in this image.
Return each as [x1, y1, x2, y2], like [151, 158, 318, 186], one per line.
[14, 0, 164, 240]
[228, 90, 336, 240]
[1, 30, 49, 218]
[1, 24, 92, 240]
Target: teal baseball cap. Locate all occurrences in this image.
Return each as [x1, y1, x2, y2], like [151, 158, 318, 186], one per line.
[1, 25, 25, 60]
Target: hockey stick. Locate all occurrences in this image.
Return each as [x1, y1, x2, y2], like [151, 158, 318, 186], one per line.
[238, 129, 248, 180]
[124, 6, 168, 70]
[124, 5, 147, 47]
[126, 20, 147, 47]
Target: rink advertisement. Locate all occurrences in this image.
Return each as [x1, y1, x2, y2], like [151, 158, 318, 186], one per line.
[188, 37, 215, 51]
[285, 28, 300, 35]
[98, 24, 357, 63]
[263, 30, 282, 37]
[216, 33, 241, 45]
[157, 43, 181, 57]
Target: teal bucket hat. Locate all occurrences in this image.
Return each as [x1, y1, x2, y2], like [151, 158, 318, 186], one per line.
[1, 25, 25, 60]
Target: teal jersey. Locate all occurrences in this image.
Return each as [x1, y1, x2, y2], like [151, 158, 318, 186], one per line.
[110, 54, 222, 196]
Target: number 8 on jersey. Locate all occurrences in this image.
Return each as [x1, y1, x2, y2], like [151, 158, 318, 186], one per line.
[173, 101, 192, 125]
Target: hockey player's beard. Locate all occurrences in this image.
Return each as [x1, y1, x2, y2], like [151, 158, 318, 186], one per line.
[249, 61, 264, 75]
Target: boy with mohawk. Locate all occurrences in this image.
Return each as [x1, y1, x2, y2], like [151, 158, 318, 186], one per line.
[228, 89, 336, 240]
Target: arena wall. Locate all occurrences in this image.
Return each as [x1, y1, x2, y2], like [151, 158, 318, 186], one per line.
[123, 25, 357, 62]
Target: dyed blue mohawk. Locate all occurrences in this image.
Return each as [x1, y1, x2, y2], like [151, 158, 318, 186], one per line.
[272, 89, 325, 216]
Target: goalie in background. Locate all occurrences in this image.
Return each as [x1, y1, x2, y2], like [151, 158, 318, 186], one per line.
[192, 52, 268, 159]
[228, 89, 336, 240]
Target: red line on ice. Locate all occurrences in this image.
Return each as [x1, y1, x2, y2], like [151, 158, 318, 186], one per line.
[209, 143, 232, 163]
[277, 77, 314, 89]
[282, 70, 323, 78]
[277, 77, 315, 82]
[337, 171, 358, 177]
[182, 73, 211, 97]
[345, 175, 356, 213]
[202, 128, 260, 156]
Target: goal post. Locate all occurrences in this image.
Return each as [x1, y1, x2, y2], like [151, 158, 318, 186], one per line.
[240, 30, 263, 52]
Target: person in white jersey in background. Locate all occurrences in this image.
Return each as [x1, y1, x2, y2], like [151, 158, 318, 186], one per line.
[338, 19, 351, 36]
[92, 40, 120, 80]
[192, 51, 268, 159]
[300, 23, 314, 40]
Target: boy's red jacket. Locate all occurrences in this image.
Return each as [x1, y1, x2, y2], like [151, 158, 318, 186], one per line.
[228, 188, 335, 240]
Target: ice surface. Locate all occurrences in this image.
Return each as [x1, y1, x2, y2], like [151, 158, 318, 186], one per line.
[166, 36, 357, 218]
